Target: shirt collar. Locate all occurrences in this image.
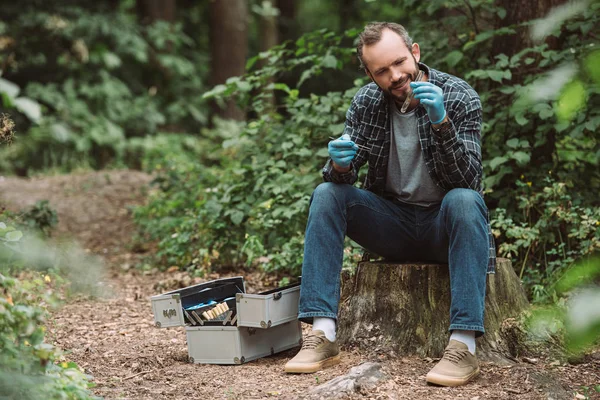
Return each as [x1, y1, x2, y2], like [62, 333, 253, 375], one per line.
[418, 62, 437, 85]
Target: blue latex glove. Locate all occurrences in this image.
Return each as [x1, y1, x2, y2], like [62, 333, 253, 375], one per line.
[328, 134, 357, 168]
[410, 81, 446, 124]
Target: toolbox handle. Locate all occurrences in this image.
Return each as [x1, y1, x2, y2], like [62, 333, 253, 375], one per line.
[273, 292, 282, 301]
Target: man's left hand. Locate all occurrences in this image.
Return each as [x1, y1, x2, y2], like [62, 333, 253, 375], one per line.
[410, 81, 446, 124]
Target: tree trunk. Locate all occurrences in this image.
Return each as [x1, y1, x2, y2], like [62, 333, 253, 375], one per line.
[276, 0, 296, 43]
[490, 0, 567, 172]
[107, 0, 121, 11]
[259, 0, 279, 52]
[258, 0, 279, 110]
[135, 0, 177, 96]
[136, 0, 176, 23]
[209, 0, 248, 122]
[338, 258, 530, 363]
[337, 0, 358, 33]
[491, 0, 567, 58]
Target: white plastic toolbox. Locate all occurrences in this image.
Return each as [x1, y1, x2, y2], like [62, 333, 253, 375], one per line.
[150, 276, 302, 365]
[186, 321, 302, 365]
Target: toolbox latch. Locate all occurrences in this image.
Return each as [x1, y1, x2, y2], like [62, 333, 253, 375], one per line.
[273, 292, 282, 301]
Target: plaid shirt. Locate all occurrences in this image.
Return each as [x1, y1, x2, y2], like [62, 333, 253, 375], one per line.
[322, 63, 496, 273]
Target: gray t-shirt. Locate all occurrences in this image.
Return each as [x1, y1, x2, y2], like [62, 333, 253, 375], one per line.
[385, 103, 446, 206]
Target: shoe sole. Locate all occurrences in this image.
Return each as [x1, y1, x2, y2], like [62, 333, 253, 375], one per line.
[425, 367, 480, 387]
[284, 355, 341, 373]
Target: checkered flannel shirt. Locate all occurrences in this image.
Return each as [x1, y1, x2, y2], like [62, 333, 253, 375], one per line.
[322, 63, 496, 273]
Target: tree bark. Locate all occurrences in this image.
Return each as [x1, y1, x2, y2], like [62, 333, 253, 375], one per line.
[107, 0, 121, 11]
[136, 0, 176, 23]
[258, 0, 279, 110]
[491, 0, 567, 58]
[337, 0, 358, 33]
[209, 0, 248, 121]
[276, 0, 296, 43]
[490, 0, 568, 172]
[135, 0, 177, 93]
[338, 258, 530, 362]
[259, 1, 279, 52]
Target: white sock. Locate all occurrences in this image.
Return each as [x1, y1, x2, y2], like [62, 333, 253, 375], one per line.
[313, 317, 336, 342]
[450, 330, 476, 355]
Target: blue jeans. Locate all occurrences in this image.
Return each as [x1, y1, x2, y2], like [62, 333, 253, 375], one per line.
[298, 182, 489, 335]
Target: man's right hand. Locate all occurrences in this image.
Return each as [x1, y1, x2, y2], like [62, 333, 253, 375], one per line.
[328, 134, 357, 171]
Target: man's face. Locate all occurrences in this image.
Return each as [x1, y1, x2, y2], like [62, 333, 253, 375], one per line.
[362, 29, 421, 103]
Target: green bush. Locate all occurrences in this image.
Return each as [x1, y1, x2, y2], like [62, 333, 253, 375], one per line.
[492, 179, 600, 302]
[0, 219, 98, 400]
[134, 1, 599, 298]
[0, 2, 209, 175]
[134, 29, 361, 275]
[21, 200, 59, 237]
[483, 3, 600, 301]
[135, 29, 371, 276]
[526, 257, 600, 356]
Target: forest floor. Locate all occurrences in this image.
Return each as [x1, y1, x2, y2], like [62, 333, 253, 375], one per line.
[0, 170, 599, 400]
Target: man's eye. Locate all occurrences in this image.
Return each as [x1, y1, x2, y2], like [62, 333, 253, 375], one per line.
[394, 60, 403, 65]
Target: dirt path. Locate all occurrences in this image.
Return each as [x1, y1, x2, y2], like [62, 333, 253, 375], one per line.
[0, 170, 598, 400]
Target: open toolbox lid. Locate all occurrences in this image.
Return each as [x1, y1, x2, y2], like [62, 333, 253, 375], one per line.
[235, 282, 300, 328]
[151, 276, 245, 328]
[151, 276, 300, 329]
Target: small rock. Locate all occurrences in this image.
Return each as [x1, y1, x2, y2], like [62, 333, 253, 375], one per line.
[309, 362, 387, 398]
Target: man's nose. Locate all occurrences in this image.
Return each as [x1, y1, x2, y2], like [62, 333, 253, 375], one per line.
[390, 67, 403, 82]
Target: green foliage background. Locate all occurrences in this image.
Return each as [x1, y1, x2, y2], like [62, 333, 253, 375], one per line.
[0, 215, 99, 400]
[0, 1, 209, 173]
[0, 3, 598, 388]
[1, 0, 597, 296]
[134, 0, 599, 306]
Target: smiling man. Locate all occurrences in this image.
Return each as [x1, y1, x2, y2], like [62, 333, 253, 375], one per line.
[283, 22, 496, 387]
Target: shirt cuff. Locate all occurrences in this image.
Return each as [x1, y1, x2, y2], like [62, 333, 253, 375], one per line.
[323, 159, 355, 183]
[431, 119, 459, 149]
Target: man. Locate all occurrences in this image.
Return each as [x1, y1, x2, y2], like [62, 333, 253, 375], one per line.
[284, 22, 495, 387]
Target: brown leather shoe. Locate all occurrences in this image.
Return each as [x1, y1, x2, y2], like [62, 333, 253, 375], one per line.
[426, 340, 480, 386]
[284, 330, 340, 373]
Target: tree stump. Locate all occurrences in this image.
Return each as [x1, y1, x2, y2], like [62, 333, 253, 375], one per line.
[338, 258, 529, 362]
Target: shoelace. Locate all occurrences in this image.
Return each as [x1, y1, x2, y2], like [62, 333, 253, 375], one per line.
[443, 347, 470, 364]
[301, 334, 325, 350]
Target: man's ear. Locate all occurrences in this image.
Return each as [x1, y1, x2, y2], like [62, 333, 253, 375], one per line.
[364, 68, 374, 82]
[412, 43, 421, 63]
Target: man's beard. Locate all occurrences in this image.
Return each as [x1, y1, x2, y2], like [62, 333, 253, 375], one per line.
[385, 57, 420, 103]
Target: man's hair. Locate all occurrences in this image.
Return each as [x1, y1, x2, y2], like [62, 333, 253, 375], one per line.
[356, 22, 413, 70]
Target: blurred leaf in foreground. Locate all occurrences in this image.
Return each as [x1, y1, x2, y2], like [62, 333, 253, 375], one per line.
[555, 79, 586, 121]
